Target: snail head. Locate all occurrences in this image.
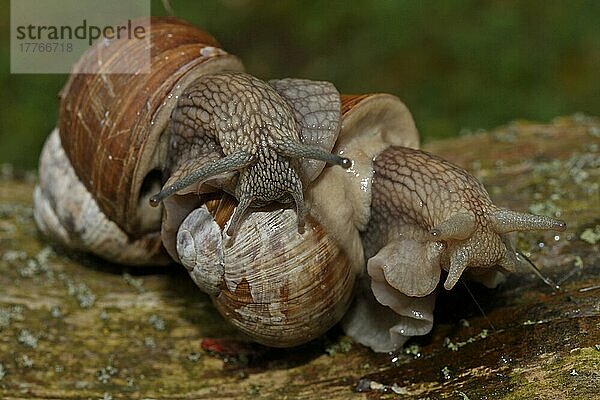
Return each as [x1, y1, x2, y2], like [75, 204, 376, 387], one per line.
[149, 142, 350, 236]
[428, 209, 566, 290]
[149, 72, 350, 237]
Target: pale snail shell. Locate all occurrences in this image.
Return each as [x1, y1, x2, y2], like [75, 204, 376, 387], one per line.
[33, 17, 567, 352]
[177, 196, 354, 347]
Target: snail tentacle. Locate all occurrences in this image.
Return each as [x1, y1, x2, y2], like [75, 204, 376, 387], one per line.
[149, 151, 255, 206]
[444, 245, 471, 290]
[290, 182, 306, 233]
[275, 140, 352, 169]
[429, 212, 476, 240]
[491, 208, 566, 234]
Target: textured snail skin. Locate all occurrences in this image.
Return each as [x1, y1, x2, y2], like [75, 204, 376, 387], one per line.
[342, 146, 566, 352]
[365, 146, 565, 290]
[159, 72, 344, 261]
[154, 72, 347, 236]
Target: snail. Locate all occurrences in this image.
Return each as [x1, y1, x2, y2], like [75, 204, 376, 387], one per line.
[33, 17, 566, 352]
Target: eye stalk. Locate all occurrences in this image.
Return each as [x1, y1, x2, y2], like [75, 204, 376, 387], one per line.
[273, 139, 352, 170]
[148, 151, 255, 207]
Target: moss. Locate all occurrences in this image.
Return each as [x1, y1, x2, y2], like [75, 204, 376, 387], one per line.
[502, 347, 600, 400]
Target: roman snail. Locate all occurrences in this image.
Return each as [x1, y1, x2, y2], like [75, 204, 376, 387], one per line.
[33, 17, 566, 352]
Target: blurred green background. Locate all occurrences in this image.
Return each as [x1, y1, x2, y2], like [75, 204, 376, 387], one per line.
[1, 0, 599, 170]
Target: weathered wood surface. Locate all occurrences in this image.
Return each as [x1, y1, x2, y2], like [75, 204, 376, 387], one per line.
[0, 116, 599, 399]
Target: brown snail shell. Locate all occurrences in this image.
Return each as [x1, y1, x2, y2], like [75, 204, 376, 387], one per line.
[58, 17, 243, 238]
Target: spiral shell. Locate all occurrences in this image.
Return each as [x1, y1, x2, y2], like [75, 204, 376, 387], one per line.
[34, 17, 244, 264]
[58, 17, 243, 237]
[176, 194, 354, 347]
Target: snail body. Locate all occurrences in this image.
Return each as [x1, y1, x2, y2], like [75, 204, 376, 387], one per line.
[34, 17, 565, 351]
[152, 71, 351, 237]
[343, 147, 565, 351]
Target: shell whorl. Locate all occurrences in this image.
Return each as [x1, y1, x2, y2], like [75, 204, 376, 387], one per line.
[58, 17, 244, 236]
[176, 194, 356, 347]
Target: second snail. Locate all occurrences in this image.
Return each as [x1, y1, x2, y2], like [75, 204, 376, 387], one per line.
[34, 17, 566, 352]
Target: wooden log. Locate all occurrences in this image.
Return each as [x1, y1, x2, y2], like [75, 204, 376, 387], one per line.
[1, 116, 599, 399]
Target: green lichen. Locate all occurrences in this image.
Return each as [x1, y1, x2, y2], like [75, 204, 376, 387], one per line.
[404, 343, 422, 357]
[580, 226, 600, 245]
[502, 347, 600, 400]
[148, 314, 166, 331]
[123, 272, 145, 294]
[99, 310, 109, 321]
[325, 335, 353, 356]
[17, 329, 38, 348]
[441, 366, 452, 380]
[65, 280, 96, 308]
[16, 354, 34, 368]
[2, 250, 27, 263]
[444, 330, 490, 352]
[525, 150, 599, 224]
[143, 337, 156, 348]
[0, 305, 23, 330]
[247, 383, 262, 396]
[96, 365, 118, 384]
[50, 305, 62, 318]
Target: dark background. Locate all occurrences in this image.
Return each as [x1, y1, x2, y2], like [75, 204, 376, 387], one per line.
[1, 0, 599, 169]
